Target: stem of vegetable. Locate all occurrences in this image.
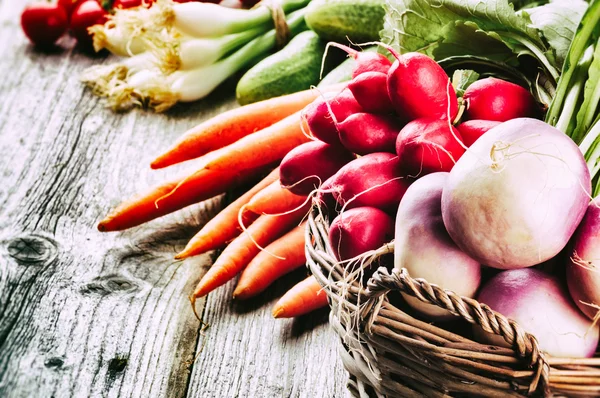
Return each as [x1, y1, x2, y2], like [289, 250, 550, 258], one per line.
[555, 44, 595, 135]
[157, 25, 270, 74]
[545, 0, 600, 127]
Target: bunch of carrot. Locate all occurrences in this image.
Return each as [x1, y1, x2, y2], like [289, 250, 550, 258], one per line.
[98, 84, 347, 317]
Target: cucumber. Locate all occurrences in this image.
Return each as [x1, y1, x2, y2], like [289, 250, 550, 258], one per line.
[305, 0, 386, 44]
[236, 30, 332, 105]
[318, 46, 381, 87]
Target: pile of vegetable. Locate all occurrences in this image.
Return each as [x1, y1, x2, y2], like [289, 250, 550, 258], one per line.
[87, 0, 600, 363]
[68, 0, 385, 111]
[20, 0, 250, 50]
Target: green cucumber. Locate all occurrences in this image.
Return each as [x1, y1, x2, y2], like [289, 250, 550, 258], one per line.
[305, 0, 386, 44]
[236, 30, 332, 105]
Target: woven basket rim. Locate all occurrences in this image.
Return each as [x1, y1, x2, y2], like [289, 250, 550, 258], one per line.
[305, 206, 600, 398]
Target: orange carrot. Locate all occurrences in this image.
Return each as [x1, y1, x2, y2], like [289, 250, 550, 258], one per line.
[175, 168, 280, 259]
[151, 84, 346, 169]
[272, 276, 329, 318]
[193, 203, 310, 298]
[98, 165, 269, 232]
[246, 180, 307, 215]
[201, 110, 311, 174]
[233, 224, 307, 300]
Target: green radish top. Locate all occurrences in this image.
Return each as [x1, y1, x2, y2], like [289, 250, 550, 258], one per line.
[305, 0, 386, 44]
[236, 30, 332, 105]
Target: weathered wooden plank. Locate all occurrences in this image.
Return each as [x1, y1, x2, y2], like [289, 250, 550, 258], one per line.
[0, 0, 348, 396]
[187, 269, 348, 398]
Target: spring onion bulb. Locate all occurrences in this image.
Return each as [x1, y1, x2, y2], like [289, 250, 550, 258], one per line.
[156, 25, 268, 74]
[104, 9, 306, 112]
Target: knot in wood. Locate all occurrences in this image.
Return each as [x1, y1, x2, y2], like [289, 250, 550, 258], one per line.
[80, 274, 141, 296]
[6, 234, 58, 265]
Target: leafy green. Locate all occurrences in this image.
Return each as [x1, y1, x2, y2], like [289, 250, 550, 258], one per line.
[545, 0, 600, 128]
[522, 0, 587, 67]
[382, 0, 559, 78]
[451, 69, 479, 97]
[573, 44, 600, 143]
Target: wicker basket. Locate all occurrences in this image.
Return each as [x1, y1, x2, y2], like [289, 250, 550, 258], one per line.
[305, 208, 600, 398]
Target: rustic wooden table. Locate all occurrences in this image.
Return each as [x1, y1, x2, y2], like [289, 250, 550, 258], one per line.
[0, 0, 348, 396]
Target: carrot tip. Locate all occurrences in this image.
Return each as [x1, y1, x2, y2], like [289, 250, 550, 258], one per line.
[272, 306, 286, 319]
[174, 252, 186, 260]
[97, 221, 108, 232]
[232, 286, 248, 300]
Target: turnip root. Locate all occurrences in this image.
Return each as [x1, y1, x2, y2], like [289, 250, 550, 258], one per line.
[394, 172, 481, 320]
[567, 198, 600, 320]
[442, 118, 591, 269]
[474, 268, 599, 358]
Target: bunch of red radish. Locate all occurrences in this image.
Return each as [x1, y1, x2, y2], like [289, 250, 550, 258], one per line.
[279, 44, 540, 265]
[20, 0, 245, 49]
[284, 44, 600, 359]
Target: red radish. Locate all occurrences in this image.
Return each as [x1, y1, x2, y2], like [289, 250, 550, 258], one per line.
[347, 72, 394, 114]
[329, 207, 394, 262]
[304, 89, 363, 146]
[395, 172, 481, 320]
[566, 198, 600, 320]
[58, 0, 84, 17]
[316, 176, 338, 215]
[395, 118, 465, 177]
[329, 152, 411, 213]
[279, 140, 355, 195]
[21, 3, 68, 48]
[70, 0, 107, 49]
[113, 0, 152, 9]
[456, 120, 501, 147]
[387, 52, 458, 121]
[338, 113, 401, 155]
[474, 268, 599, 358]
[326, 43, 392, 78]
[442, 118, 591, 269]
[463, 78, 539, 122]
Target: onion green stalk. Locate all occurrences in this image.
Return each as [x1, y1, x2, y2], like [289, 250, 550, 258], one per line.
[155, 25, 270, 74]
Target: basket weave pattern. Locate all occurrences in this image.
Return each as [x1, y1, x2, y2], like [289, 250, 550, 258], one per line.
[306, 209, 600, 397]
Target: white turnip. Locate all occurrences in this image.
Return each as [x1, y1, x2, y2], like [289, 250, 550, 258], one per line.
[474, 268, 599, 358]
[442, 118, 591, 269]
[395, 172, 481, 320]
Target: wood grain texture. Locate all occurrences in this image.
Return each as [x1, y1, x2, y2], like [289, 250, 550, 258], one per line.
[0, 0, 347, 396]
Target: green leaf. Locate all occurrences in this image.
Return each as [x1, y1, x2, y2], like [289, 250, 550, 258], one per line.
[545, 0, 600, 129]
[572, 43, 600, 143]
[451, 69, 479, 97]
[522, 0, 587, 67]
[382, 0, 556, 76]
